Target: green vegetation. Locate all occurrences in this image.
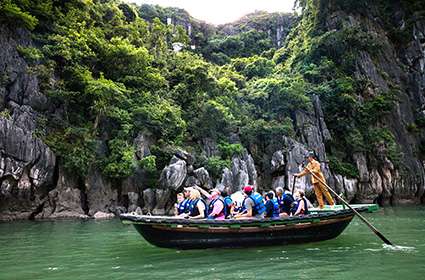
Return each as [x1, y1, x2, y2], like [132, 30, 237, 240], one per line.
[0, 0, 38, 30]
[2, 0, 419, 182]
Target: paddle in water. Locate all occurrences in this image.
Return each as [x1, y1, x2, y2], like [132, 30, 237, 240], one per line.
[302, 166, 394, 246]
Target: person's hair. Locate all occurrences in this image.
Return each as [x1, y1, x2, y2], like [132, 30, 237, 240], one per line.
[190, 189, 201, 200]
[297, 189, 305, 198]
[177, 193, 184, 198]
[266, 192, 274, 200]
[276, 187, 283, 193]
[221, 188, 229, 197]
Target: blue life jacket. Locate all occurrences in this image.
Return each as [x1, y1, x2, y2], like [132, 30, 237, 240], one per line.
[223, 196, 233, 217]
[271, 198, 280, 218]
[177, 198, 191, 215]
[243, 192, 266, 215]
[277, 193, 294, 214]
[291, 197, 309, 215]
[189, 198, 208, 218]
[208, 197, 226, 218]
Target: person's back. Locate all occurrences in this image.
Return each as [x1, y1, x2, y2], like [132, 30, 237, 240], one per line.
[235, 186, 265, 219]
[223, 196, 233, 218]
[244, 192, 266, 218]
[264, 192, 279, 218]
[279, 192, 295, 215]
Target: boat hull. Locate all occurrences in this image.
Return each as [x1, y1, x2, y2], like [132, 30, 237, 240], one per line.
[122, 210, 357, 249]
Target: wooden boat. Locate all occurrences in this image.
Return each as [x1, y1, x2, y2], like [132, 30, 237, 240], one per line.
[120, 204, 379, 249]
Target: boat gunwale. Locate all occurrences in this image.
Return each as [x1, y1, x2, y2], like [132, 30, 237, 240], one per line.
[120, 208, 361, 228]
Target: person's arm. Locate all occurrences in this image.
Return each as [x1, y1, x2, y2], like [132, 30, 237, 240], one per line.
[194, 186, 212, 199]
[229, 203, 235, 215]
[189, 203, 206, 219]
[236, 201, 253, 218]
[294, 163, 311, 177]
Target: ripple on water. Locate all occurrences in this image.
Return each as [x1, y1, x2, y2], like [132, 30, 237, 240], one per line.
[305, 248, 320, 251]
[382, 244, 416, 252]
[364, 244, 417, 253]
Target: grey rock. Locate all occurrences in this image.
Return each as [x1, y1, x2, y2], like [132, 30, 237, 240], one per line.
[142, 188, 155, 214]
[159, 159, 187, 190]
[271, 176, 285, 190]
[193, 167, 212, 189]
[133, 132, 151, 160]
[175, 149, 193, 164]
[36, 166, 86, 219]
[353, 153, 369, 183]
[271, 150, 285, 173]
[201, 138, 219, 157]
[152, 189, 171, 215]
[184, 176, 200, 187]
[93, 211, 115, 219]
[343, 177, 358, 202]
[85, 169, 118, 216]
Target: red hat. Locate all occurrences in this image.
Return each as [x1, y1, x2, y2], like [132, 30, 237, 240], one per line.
[243, 185, 254, 193]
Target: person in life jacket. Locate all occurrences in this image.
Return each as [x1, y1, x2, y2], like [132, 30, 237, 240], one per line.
[176, 187, 193, 217]
[295, 151, 335, 209]
[292, 189, 309, 216]
[193, 186, 226, 219]
[207, 189, 226, 220]
[235, 185, 266, 219]
[275, 187, 295, 217]
[187, 189, 208, 219]
[264, 192, 280, 218]
[221, 189, 235, 218]
[174, 193, 185, 215]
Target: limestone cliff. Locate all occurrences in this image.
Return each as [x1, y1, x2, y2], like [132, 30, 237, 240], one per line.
[1, 1, 424, 221]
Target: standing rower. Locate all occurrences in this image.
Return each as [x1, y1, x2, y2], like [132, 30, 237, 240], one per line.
[295, 151, 335, 209]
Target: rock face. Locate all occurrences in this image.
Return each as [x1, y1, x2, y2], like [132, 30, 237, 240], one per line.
[85, 169, 118, 216]
[159, 156, 187, 190]
[36, 167, 87, 219]
[1, 3, 425, 221]
[318, 2, 425, 204]
[217, 152, 257, 193]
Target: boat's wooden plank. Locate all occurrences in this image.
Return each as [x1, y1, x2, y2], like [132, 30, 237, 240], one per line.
[149, 215, 354, 234]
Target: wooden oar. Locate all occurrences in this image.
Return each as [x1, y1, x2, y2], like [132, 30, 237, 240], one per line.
[291, 176, 296, 195]
[303, 166, 393, 246]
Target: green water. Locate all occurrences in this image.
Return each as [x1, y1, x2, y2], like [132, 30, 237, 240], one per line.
[0, 206, 424, 280]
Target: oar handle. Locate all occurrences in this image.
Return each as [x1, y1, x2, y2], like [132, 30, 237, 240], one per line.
[304, 167, 393, 246]
[291, 176, 296, 196]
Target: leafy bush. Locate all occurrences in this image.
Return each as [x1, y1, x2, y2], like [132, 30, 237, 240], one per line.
[328, 156, 359, 178]
[139, 155, 157, 172]
[218, 142, 244, 158]
[0, 1, 38, 30]
[366, 128, 401, 166]
[17, 46, 43, 64]
[205, 156, 231, 179]
[102, 139, 136, 179]
[45, 127, 96, 177]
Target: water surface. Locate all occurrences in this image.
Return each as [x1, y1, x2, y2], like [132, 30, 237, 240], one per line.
[1, 206, 424, 280]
